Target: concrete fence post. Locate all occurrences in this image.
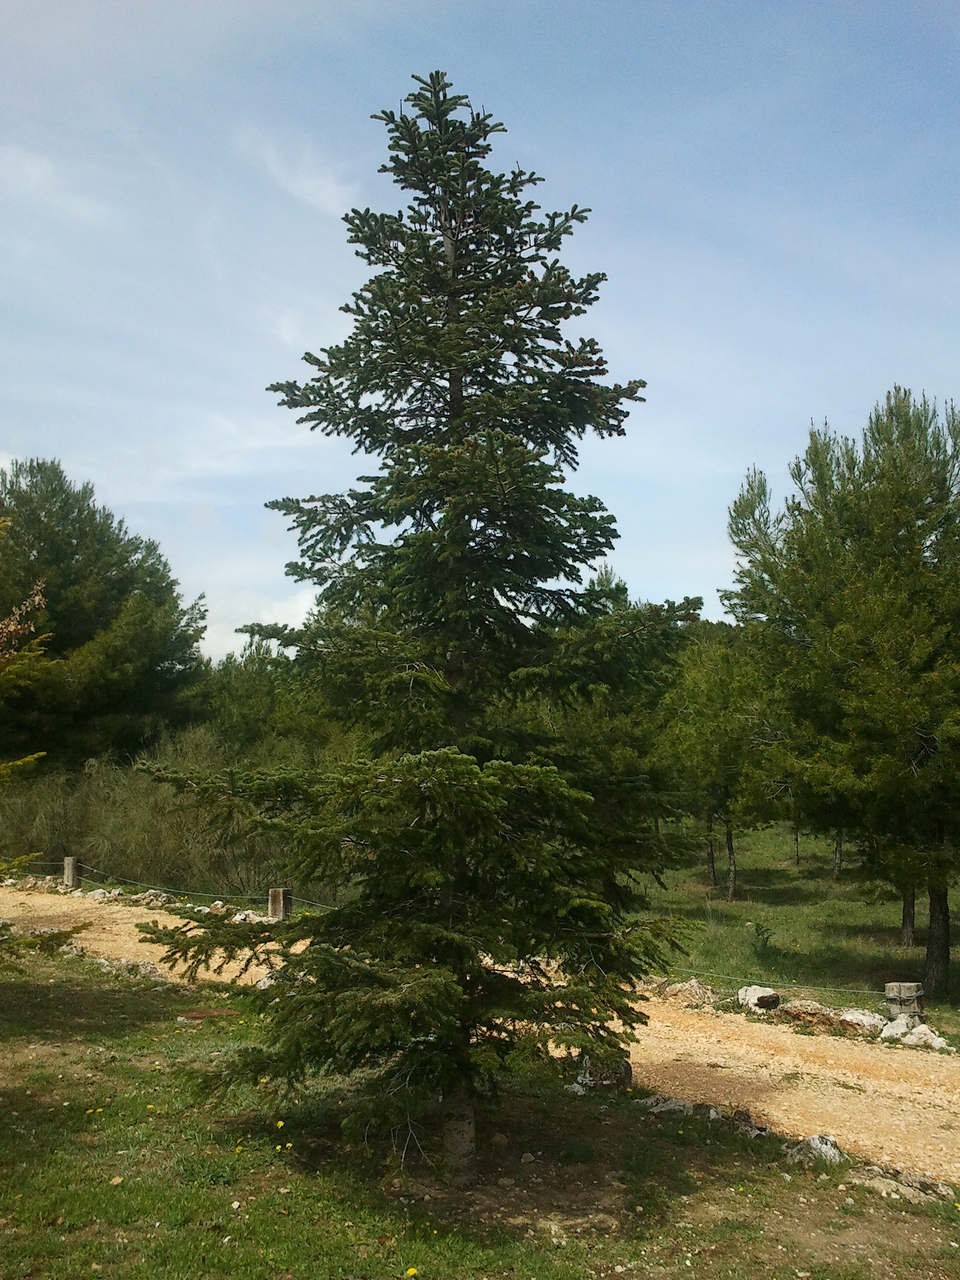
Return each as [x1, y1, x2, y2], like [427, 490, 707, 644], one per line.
[268, 888, 292, 921]
[885, 981, 923, 1022]
[63, 856, 78, 889]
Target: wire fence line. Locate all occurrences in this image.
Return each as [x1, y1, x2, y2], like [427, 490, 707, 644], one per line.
[9, 864, 895, 1001]
[662, 965, 885, 1000]
[77, 863, 266, 900]
[19, 857, 333, 913]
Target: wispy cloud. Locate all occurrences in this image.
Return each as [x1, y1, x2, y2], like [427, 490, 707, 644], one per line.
[235, 127, 354, 216]
[201, 584, 317, 659]
[0, 143, 110, 222]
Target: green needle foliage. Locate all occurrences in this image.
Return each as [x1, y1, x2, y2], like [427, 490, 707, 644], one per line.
[0, 520, 48, 784]
[726, 388, 960, 995]
[144, 71, 680, 1172]
[0, 519, 87, 965]
[0, 459, 207, 762]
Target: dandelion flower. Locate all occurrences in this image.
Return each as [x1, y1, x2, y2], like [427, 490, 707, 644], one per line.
[276, 1120, 285, 1128]
[406, 1270, 418, 1277]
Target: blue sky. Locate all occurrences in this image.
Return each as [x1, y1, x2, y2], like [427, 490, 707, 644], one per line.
[3, 1, 959, 656]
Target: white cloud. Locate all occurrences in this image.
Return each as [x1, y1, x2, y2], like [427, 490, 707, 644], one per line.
[235, 128, 354, 217]
[264, 298, 354, 353]
[201, 583, 317, 660]
[0, 143, 110, 222]
[70, 409, 334, 506]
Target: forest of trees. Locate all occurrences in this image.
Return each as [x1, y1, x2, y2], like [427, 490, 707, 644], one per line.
[1, 72, 956, 1171]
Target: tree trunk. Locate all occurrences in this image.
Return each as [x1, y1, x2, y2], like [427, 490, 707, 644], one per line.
[442, 1090, 476, 1186]
[793, 823, 800, 867]
[833, 830, 843, 878]
[924, 879, 950, 1000]
[725, 820, 736, 901]
[705, 812, 718, 888]
[900, 886, 916, 948]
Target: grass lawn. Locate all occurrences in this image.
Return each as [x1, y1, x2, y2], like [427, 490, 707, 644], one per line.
[645, 825, 960, 1037]
[3, 952, 960, 1280]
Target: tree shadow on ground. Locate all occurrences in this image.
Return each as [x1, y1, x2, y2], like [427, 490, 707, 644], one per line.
[826, 920, 923, 948]
[660, 872, 830, 912]
[798, 938, 924, 993]
[0, 965, 191, 1045]
[728, 865, 839, 908]
[220, 1077, 796, 1253]
[0, 1085, 92, 1184]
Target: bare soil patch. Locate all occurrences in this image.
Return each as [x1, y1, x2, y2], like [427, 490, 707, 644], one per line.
[630, 999, 960, 1183]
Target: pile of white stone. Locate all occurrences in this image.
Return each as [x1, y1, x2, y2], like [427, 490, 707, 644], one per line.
[2, 874, 67, 893]
[736, 984, 954, 1052]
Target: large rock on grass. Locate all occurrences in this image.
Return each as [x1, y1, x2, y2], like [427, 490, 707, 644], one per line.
[838, 1008, 886, 1035]
[784, 1134, 844, 1166]
[738, 985, 780, 1011]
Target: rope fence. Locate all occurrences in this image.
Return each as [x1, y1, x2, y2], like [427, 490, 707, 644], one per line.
[663, 964, 885, 999]
[11, 861, 913, 1014]
[18, 855, 333, 920]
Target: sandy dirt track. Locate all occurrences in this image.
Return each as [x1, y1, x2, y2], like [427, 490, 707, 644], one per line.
[3, 886, 959, 1182]
[0, 885, 271, 985]
[628, 998, 960, 1183]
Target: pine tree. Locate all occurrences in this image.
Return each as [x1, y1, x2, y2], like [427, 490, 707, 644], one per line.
[0, 520, 80, 965]
[655, 623, 772, 900]
[0, 519, 48, 783]
[726, 389, 960, 996]
[0, 458, 207, 762]
[146, 72, 679, 1178]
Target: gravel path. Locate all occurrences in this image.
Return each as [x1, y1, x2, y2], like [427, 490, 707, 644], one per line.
[4, 885, 959, 1181]
[629, 998, 960, 1183]
[0, 884, 270, 985]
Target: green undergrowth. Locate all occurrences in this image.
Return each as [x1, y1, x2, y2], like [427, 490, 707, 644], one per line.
[644, 824, 960, 1037]
[2, 953, 960, 1280]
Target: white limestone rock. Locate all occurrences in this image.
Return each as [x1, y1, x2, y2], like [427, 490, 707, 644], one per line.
[880, 1013, 920, 1042]
[838, 1008, 885, 1035]
[738, 985, 780, 1011]
[785, 1134, 844, 1166]
[901, 1023, 950, 1051]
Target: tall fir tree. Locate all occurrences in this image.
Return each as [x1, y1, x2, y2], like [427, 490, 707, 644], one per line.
[146, 72, 679, 1177]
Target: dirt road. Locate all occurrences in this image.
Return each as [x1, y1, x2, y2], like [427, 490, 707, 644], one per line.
[0, 884, 270, 985]
[628, 998, 960, 1183]
[4, 885, 959, 1182]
